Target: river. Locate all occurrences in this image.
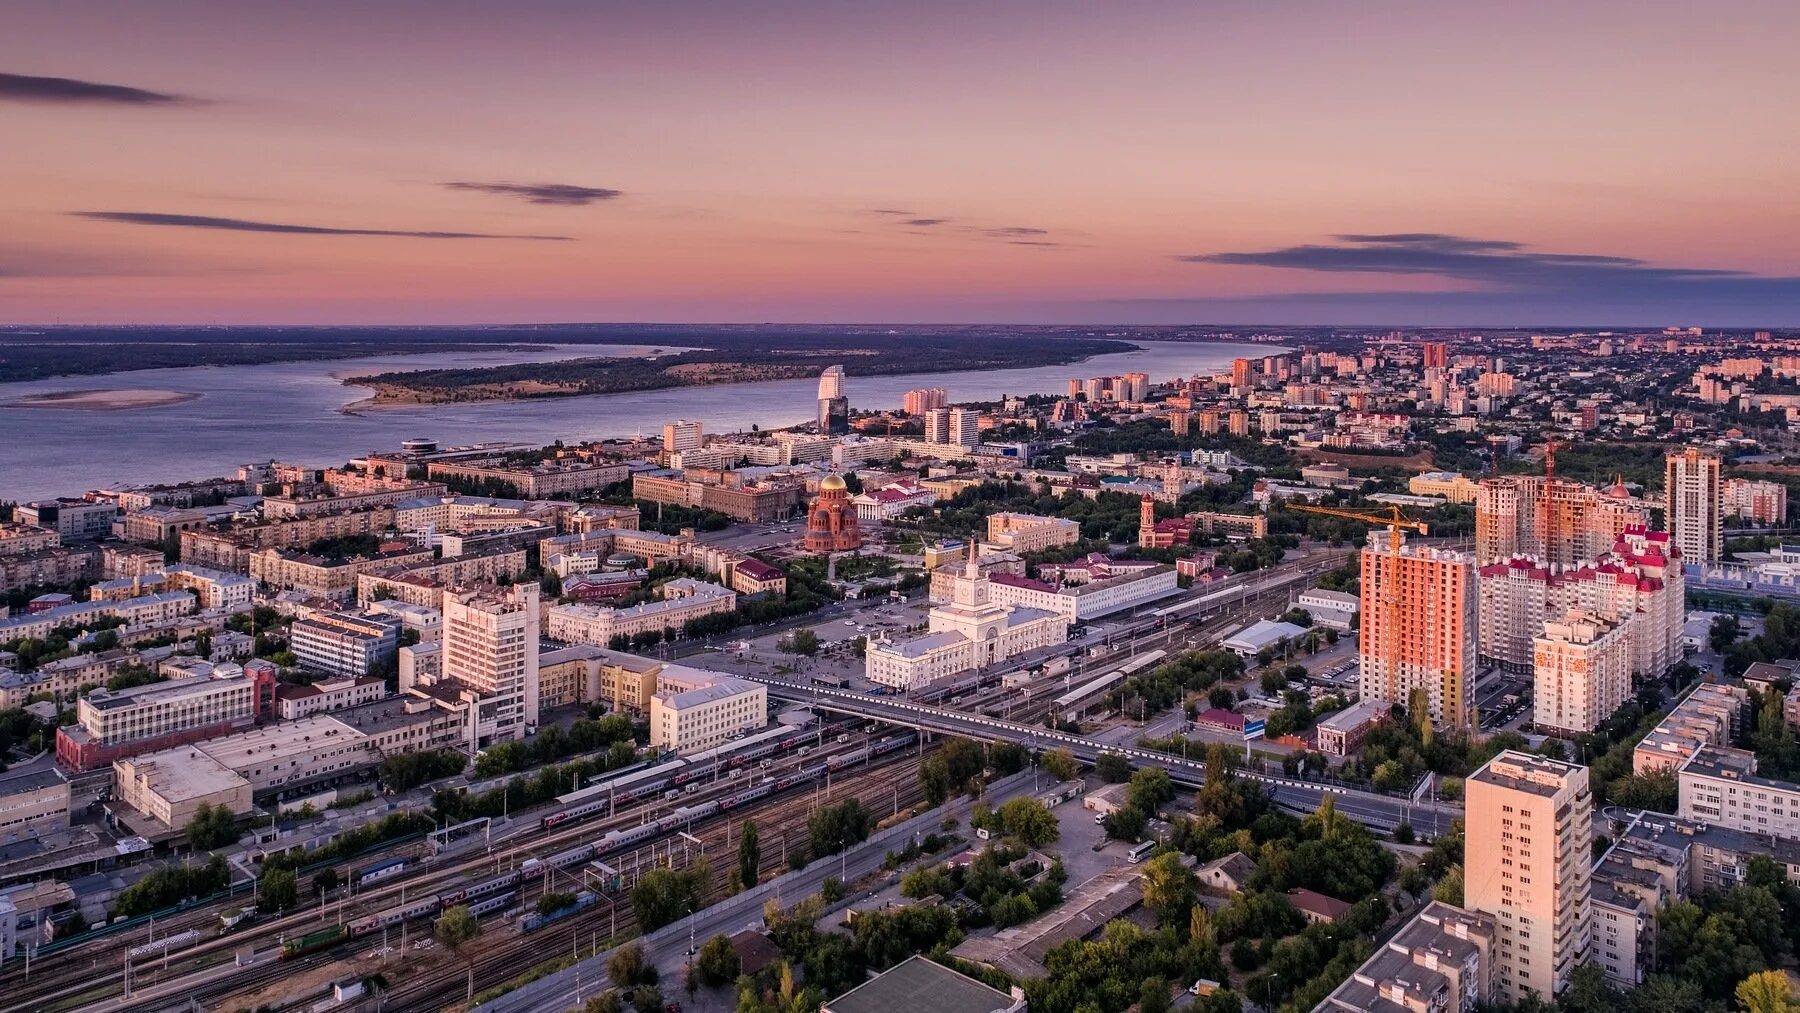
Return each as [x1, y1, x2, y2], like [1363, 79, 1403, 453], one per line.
[0, 339, 1277, 499]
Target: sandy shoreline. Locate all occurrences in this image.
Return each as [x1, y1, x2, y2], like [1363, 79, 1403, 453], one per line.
[3, 388, 200, 411]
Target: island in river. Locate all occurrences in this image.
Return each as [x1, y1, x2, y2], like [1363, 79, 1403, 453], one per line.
[1, 388, 199, 411]
[343, 331, 1136, 409]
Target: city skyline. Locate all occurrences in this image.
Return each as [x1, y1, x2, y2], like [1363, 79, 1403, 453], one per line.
[7, 1, 1800, 326]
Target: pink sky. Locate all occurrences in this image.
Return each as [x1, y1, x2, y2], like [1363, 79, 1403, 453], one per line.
[5, 0, 1800, 325]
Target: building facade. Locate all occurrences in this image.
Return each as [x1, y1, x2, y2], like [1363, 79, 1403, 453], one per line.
[1359, 533, 1476, 726]
[1665, 448, 1723, 563]
[1532, 610, 1631, 735]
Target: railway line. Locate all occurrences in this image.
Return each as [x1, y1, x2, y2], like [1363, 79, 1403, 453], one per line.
[1, 728, 895, 1013]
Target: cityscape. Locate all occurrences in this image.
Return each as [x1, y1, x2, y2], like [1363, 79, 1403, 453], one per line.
[6, 5, 1800, 1013]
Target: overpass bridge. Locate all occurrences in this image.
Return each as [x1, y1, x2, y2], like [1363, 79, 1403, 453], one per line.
[750, 677, 1462, 838]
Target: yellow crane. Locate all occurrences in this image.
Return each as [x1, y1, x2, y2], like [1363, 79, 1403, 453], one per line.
[1287, 503, 1449, 727]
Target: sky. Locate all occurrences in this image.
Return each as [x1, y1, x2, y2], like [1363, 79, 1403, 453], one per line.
[5, 0, 1800, 327]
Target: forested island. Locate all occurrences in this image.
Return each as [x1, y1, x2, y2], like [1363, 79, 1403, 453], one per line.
[342, 331, 1137, 409]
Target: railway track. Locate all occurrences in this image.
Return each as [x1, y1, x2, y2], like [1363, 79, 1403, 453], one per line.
[3, 737, 889, 1013]
[242, 757, 928, 1013]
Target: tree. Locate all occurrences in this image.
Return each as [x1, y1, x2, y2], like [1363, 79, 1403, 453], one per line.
[1041, 747, 1079, 782]
[779, 629, 820, 657]
[185, 802, 239, 851]
[1610, 769, 1679, 813]
[1139, 851, 1197, 926]
[258, 866, 298, 913]
[1432, 865, 1464, 906]
[631, 862, 707, 932]
[434, 904, 483, 1001]
[739, 819, 761, 890]
[608, 941, 654, 989]
[994, 797, 1061, 847]
[695, 933, 740, 986]
[583, 993, 624, 1013]
[313, 867, 340, 897]
[1095, 752, 1132, 783]
[1713, 614, 1744, 653]
[1128, 766, 1175, 813]
[1736, 970, 1796, 1013]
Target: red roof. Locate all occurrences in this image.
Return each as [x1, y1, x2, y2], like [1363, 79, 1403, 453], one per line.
[1194, 708, 1245, 731]
[735, 558, 785, 581]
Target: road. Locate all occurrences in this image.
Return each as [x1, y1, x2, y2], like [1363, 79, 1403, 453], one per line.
[479, 770, 1045, 1013]
[737, 677, 1461, 838]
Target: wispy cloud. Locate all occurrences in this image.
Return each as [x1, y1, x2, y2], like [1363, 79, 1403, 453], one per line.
[903, 218, 949, 227]
[72, 212, 572, 241]
[867, 208, 915, 216]
[983, 227, 1049, 238]
[865, 209, 1062, 247]
[0, 71, 197, 106]
[442, 182, 622, 206]
[1178, 232, 1727, 289]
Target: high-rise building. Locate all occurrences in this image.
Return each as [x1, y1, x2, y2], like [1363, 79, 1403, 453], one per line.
[662, 419, 703, 454]
[1082, 377, 1106, 403]
[1532, 610, 1631, 735]
[901, 388, 948, 416]
[1423, 341, 1450, 369]
[817, 365, 849, 435]
[947, 407, 980, 447]
[1231, 357, 1252, 390]
[1474, 476, 1647, 565]
[442, 583, 540, 749]
[1169, 409, 1191, 436]
[923, 407, 950, 444]
[1227, 410, 1249, 437]
[1664, 448, 1722, 563]
[1120, 372, 1149, 402]
[1722, 477, 1788, 525]
[1464, 751, 1593, 1004]
[1359, 532, 1476, 725]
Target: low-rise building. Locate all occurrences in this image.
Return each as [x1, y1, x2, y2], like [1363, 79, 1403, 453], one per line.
[730, 558, 787, 597]
[1634, 682, 1750, 774]
[867, 553, 1068, 690]
[0, 768, 71, 844]
[250, 545, 434, 598]
[1678, 744, 1800, 841]
[985, 565, 1179, 623]
[427, 458, 629, 499]
[985, 512, 1081, 554]
[275, 676, 387, 720]
[1408, 471, 1482, 504]
[650, 677, 767, 753]
[113, 749, 253, 829]
[1314, 699, 1386, 756]
[546, 579, 737, 646]
[1315, 901, 1496, 1013]
[55, 666, 275, 771]
[1296, 589, 1359, 630]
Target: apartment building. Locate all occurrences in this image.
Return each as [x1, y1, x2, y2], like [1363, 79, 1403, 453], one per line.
[440, 583, 540, 747]
[1474, 476, 1648, 565]
[1359, 533, 1477, 725]
[650, 677, 768, 753]
[0, 541, 101, 595]
[291, 607, 403, 680]
[261, 482, 448, 520]
[1533, 610, 1631, 735]
[353, 547, 528, 607]
[181, 507, 398, 572]
[985, 512, 1082, 554]
[1665, 448, 1723, 563]
[631, 472, 807, 524]
[901, 388, 948, 415]
[662, 419, 704, 454]
[0, 590, 195, 643]
[546, 579, 737, 646]
[1722, 477, 1788, 526]
[1315, 902, 1496, 1013]
[1633, 682, 1750, 774]
[426, 458, 629, 499]
[1678, 745, 1800, 841]
[1185, 510, 1270, 540]
[250, 545, 434, 598]
[1464, 751, 1593, 1004]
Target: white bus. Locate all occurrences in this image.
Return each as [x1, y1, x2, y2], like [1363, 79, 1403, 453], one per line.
[1127, 840, 1157, 864]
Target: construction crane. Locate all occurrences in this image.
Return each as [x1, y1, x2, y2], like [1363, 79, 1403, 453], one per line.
[1287, 502, 1450, 727]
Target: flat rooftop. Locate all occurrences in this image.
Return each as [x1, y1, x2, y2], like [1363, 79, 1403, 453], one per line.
[195, 715, 367, 770]
[118, 748, 246, 803]
[1469, 749, 1583, 796]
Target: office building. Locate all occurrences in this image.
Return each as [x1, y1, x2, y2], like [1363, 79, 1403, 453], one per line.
[662, 419, 704, 454]
[650, 677, 767, 753]
[985, 512, 1081, 554]
[1464, 751, 1592, 1004]
[55, 665, 276, 771]
[1665, 448, 1723, 562]
[441, 583, 540, 748]
[289, 610, 402, 678]
[546, 578, 737, 646]
[1409, 471, 1482, 504]
[1359, 532, 1476, 725]
[818, 365, 849, 435]
[16, 499, 117, 541]
[1532, 610, 1630, 735]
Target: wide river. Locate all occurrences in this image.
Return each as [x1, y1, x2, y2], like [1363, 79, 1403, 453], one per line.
[0, 339, 1276, 499]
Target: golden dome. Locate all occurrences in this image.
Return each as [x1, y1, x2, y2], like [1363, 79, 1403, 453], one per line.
[819, 474, 847, 492]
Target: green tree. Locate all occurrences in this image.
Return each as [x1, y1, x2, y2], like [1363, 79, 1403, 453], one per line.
[258, 866, 298, 913]
[185, 802, 240, 851]
[631, 861, 708, 932]
[434, 905, 483, 1001]
[1712, 614, 1744, 653]
[1041, 747, 1079, 782]
[1127, 766, 1175, 813]
[695, 933, 740, 986]
[1095, 752, 1133, 783]
[312, 867, 340, 897]
[1139, 851, 1197, 926]
[739, 819, 761, 890]
[583, 993, 624, 1013]
[994, 797, 1061, 847]
[1432, 865, 1464, 906]
[607, 940, 654, 989]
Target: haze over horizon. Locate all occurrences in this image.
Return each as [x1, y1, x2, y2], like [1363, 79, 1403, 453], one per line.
[7, 1, 1800, 327]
